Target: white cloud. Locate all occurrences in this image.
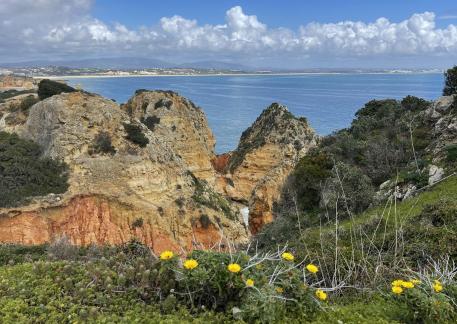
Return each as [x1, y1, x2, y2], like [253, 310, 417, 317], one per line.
[0, 2, 456, 65]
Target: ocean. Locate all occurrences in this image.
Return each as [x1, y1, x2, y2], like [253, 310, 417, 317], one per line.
[67, 73, 444, 153]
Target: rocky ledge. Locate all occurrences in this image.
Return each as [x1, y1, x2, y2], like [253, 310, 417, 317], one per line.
[0, 90, 317, 252]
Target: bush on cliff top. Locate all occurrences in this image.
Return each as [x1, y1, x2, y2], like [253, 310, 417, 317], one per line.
[0, 132, 69, 208]
[443, 65, 457, 96]
[123, 123, 149, 148]
[37, 79, 76, 100]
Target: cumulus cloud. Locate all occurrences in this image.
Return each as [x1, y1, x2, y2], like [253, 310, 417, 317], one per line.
[0, 1, 456, 64]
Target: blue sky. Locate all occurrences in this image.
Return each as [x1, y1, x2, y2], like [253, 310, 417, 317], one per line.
[93, 0, 457, 30]
[1, 0, 457, 68]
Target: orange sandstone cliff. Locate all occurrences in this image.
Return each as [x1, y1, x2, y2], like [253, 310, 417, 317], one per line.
[0, 91, 317, 252]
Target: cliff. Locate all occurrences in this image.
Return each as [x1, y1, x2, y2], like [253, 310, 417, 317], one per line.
[217, 103, 317, 233]
[0, 89, 318, 251]
[122, 90, 217, 183]
[0, 75, 36, 90]
[0, 91, 247, 253]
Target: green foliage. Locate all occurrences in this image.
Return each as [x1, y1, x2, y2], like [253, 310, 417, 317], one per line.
[443, 65, 457, 96]
[0, 244, 47, 265]
[446, 144, 457, 162]
[320, 162, 374, 219]
[141, 115, 161, 131]
[0, 132, 69, 207]
[257, 176, 457, 287]
[292, 149, 333, 210]
[37, 79, 76, 100]
[0, 89, 36, 101]
[89, 131, 116, 155]
[190, 172, 237, 220]
[401, 95, 430, 111]
[401, 199, 457, 263]
[395, 281, 457, 323]
[123, 123, 149, 147]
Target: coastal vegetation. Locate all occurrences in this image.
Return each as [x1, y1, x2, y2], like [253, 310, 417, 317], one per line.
[0, 132, 69, 208]
[0, 68, 456, 322]
[37, 79, 76, 100]
[123, 123, 149, 147]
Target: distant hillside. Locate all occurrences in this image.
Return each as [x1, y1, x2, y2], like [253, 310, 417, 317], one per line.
[0, 57, 253, 71]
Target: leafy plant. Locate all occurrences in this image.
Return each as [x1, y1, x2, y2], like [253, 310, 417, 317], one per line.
[443, 65, 457, 96]
[0, 132, 69, 207]
[123, 123, 149, 147]
[37, 79, 76, 100]
[89, 131, 116, 155]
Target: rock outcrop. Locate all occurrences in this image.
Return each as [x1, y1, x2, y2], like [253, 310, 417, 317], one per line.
[0, 91, 247, 253]
[425, 95, 457, 163]
[0, 90, 318, 250]
[0, 75, 36, 90]
[218, 103, 317, 234]
[123, 90, 216, 183]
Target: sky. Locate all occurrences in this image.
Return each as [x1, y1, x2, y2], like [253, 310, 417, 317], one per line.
[1, 0, 457, 69]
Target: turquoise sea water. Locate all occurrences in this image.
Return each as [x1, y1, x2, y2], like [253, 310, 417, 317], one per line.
[67, 73, 444, 153]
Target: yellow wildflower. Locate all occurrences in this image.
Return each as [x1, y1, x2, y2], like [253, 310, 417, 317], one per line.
[315, 289, 327, 301]
[281, 252, 294, 262]
[401, 281, 414, 289]
[183, 259, 198, 270]
[411, 279, 421, 285]
[306, 263, 319, 274]
[433, 282, 443, 293]
[227, 263, 241, 273]
[159, 250, 174, 260]
[391, 280, 404, 287]
[392, 286, 403, 294]
[245, 279, 255, 287]
[276, 287, 284, 294]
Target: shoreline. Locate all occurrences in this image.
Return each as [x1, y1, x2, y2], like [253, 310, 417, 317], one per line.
[33, 71, 443, 80]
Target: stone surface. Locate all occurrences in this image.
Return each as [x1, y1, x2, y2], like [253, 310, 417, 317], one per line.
[428, 165, 445, 186]
[123, 90, 216, 184]
[0, 91, 248, 253]
[220, 103, 317, 234]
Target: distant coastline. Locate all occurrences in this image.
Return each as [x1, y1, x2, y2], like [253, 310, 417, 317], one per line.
[35, 70, 443, 80]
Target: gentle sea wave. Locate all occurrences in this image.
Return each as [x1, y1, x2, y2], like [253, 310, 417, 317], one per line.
[67, 73, 444, 153]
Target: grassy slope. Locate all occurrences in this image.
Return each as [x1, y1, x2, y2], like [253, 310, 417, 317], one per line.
[0, 177, 456, 322]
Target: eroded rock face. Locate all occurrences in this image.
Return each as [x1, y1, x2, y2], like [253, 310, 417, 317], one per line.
[425, 95, 457, 163]
[123, 90, 216, 183]
[0, 91, 248, 253]
[220, 103, 317, 234]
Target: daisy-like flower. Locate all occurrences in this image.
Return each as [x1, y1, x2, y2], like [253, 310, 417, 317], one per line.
[281, 252, 294, 262]
[401, 281, 414, 289]
[245, 279, 254, 287]
[183, 259, 198, 270]
[315, 289, 327, 301]
[227, 263, 241, 273]
[159, 250, 174, 260]
[392, 286, 403, 294]
[306, 263, 319, 274]
[433, 280, 443, 293]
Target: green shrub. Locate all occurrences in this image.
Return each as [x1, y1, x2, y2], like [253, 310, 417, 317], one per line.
[292, 149, 333, 210]
[401, 95, 430, 111]
[141, 116, 160, 131]
[37, 79, 76, 100]
[320, 162, 374, 219]
[446, 144, 457, 162]
[443, 66, 457, 96]
[89, 131, 116, 155]
[0, 244, 47, 265]
[0, 132, 69, 207]
[123, 123, 149, 147]
[0, 89, 35, 101]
